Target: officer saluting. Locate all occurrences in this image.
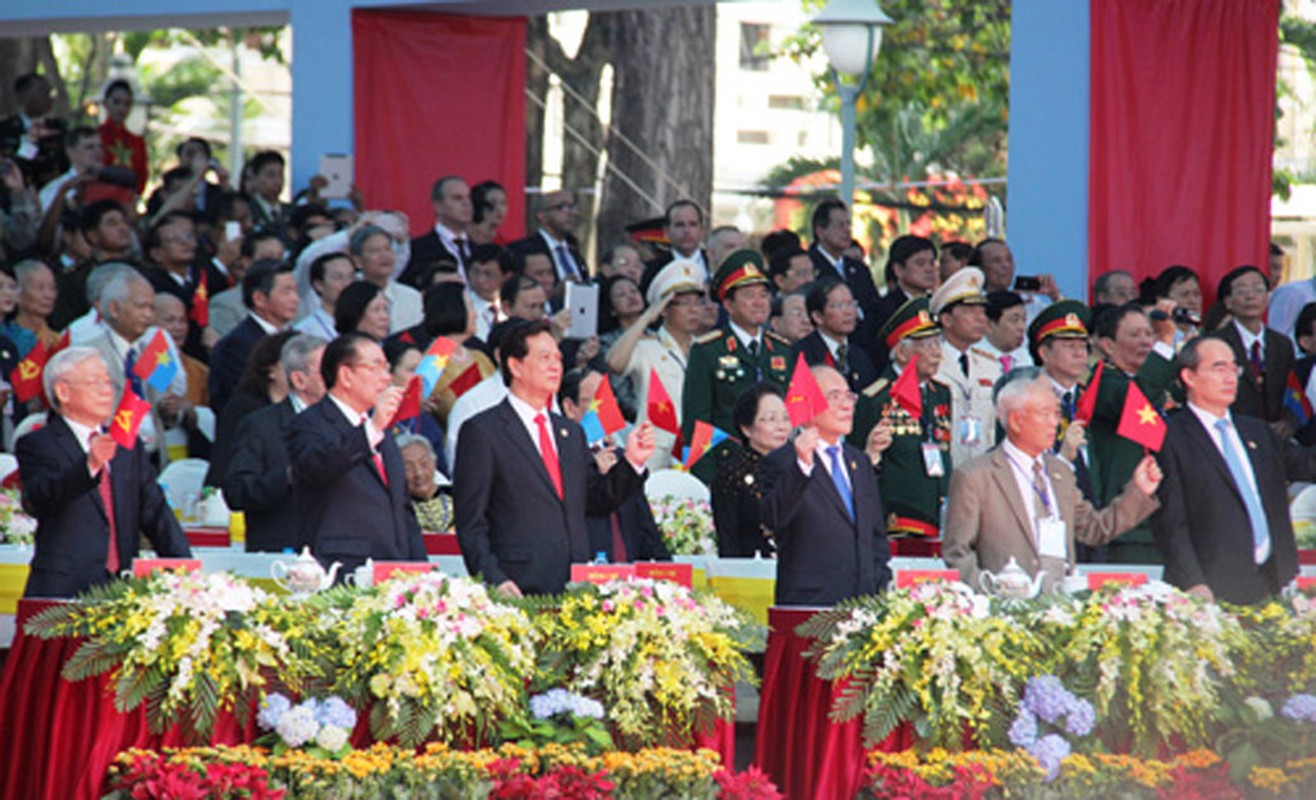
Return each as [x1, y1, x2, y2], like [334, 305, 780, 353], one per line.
[682, 249, 791, 484]
[931, 267, 1002, 468]
[850, 297, 952, 538]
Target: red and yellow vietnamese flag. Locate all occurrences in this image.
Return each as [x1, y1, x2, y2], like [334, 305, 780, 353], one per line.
[785, 352, 827, 426]
[1074, 360, 1103, 424]
[594, 374, 628, 436]
[109, 387, 152, 449]
[890, 354, 922, 417]
[10, 341, 48, 404]
[646, 368, 679, 434]
[189, 280, 209, 328]
[1115, 379, 1166, 451]
[389, 375, 422, 428]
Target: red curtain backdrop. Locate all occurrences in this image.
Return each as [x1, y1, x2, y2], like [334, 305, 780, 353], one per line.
[1088, 0, 1278, 307]
[353, 10, 526, 239]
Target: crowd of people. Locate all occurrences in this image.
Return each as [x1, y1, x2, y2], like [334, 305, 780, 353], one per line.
[1, 71, 1312, 607]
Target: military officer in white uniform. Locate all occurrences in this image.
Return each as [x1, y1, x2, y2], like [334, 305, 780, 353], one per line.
[605, 259, 708, 469]
[931, 267, 1002, 468]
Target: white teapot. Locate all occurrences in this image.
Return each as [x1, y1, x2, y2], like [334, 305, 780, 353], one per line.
[347, 559, 376, 589]
[979, 557, 1044, 600]
[270, 547, 341, 596]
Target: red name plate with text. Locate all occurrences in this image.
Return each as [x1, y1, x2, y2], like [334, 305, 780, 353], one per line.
[896, 569, 959, 589]
[1297, 576, 1316, 590]
[374, 562, 437, 583]
[185, 528, 231, 548]
[133, 558, 201, 578]
[1086, 572, 1149, 590]
[1298, 550, 1316, 566]
[422, 532, 462, 556]
[571, 564, 637, 584]
[634, 562, 693, 587]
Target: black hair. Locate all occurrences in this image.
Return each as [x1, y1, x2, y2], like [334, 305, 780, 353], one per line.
[144, 211, 195, 253]
[334, 281, 384, 336]
[768, 245, 809, 281]
[471, 180, 506, 225]
[241, 258, 291, 311]
[941, 241, 973, 263]
[239, 229, 286, 261]
[103, 79, 132, 100]
[422, 282, 469, 338]
[805, 277, 847, 321]
[175, 136, 212, 161]
[78, 199, 126, 234]
[289, 203, 331, 235]
[558, 366, 601, 409]
[1296, 302, 1316, 343]
[599, 274, 642, 335]
[430, 175, 465, 202]
[761, 229, 803, 262]
[487, 318, 529, 362]
[985, 290, 1025, 323]
[733, 382, 784, 438]
[215, 191, 247, 221]
[810, 199, 846, 237]
[1154, 265, 1198, 299]
[500, 274, 541, 312]
[470, 243, 509, 272]
[236, 331, 297, 399]
[885, 235, 936, 286]
[664, 199, 705, 227]
[14, 73, 42, 95]
[1217, 265, 1266, 301]
[309, 251, 354, 288]
[499, 318, 555, 387]
[1092, 301, 1147, 341]
[321, 331, 376, 391]
[247, 150, 285, 175]
[64, 126, 98, 151]
[383, 337, 421, 371]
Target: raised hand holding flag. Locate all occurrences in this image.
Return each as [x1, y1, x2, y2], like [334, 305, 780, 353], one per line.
[110, 387, 152, 448]
[784, 353, 827, 426]
[1074, 360, 1103, 424]
[890, 354, 922, 417]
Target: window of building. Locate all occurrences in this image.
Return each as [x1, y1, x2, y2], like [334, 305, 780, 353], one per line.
[740, 23, 771, 71]
[737, 130, 771, 145]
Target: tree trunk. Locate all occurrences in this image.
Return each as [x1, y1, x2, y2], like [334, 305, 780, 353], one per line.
[0, 38, 44, 115]
[596, 6, 715, 249]
[524, 16, 552, 231]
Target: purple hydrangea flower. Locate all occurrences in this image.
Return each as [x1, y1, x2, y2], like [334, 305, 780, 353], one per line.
[316, 696, 358, 730]
[1009, 710, 1038, 747]
[257, 692, 292, 731]
[1029, 733, 1072, 782]
[1281, 694, 1316, 723]
[1064, 698, 1095, 737]
[1023, 676, 1072, 725]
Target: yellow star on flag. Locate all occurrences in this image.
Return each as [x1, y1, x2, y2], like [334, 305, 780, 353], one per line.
[109, 140, 133, 167]
[156, 351, 170, 367]
[1137, 404, 1159, 425]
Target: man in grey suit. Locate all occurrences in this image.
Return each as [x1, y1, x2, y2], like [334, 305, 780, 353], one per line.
[943, 368, 1162, 593]
[454, 319, 655, 597]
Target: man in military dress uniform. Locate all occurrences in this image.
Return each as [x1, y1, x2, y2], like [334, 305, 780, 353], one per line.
[1030, 300, 1096, 497]
[850, 298, 952, 538]
[683, 249, 792, 484]
[931, 267, 1002, 468]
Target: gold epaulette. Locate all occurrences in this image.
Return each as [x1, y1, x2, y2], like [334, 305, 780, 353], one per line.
[693, 330, 723, 345]
[969, 346, 997, 360]
[765, 330, 790, 346]
[862, 378, 889, 398]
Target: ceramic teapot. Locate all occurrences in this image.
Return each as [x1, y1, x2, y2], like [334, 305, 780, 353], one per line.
[978, 557, 1044, 600]
[270, 547, 341, 596]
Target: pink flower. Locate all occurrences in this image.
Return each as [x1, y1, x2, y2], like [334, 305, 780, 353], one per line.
[601, 601, 614, 612]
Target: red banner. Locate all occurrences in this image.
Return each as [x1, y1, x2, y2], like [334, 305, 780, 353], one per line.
[352, 10, 527, 240]
[1088, 0, 1279, 308]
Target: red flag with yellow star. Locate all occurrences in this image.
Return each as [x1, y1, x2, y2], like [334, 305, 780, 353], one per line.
[785, 352, 827, 427]
[594, 374, 627, 436]
[189, 280, 209, 328]
[1116, 380, 1166, 451]
[646, 368, 679, 434]
[109, 387, 151, 449]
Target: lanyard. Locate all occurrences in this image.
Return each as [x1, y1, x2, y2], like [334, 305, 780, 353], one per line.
[1004, 451, 1053, 517]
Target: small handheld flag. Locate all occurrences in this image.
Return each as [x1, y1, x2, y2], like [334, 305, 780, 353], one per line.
[890, 354, 922, 417]
[646, 368, 680, 434]
[1074, 361, 1103, 424]
[133, 330, 178, 393]
[1284, 370, 1312, 427]
[389, 375, 422, 428]
[785, 353, 828, 426]
[110, 388, 151, 449]
[581, 375, 627, 444]
[189, 280, 209, 327]
[415, 337, 458, 397]
[10, 341, 48, 404]
[1115, 380, 1166, 452]
[684, 420, 731, 469]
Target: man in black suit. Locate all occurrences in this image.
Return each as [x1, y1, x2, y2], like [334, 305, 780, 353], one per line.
[1154, 337, 1316, 604]
[287, 333, 425, 571]
[223, 334, 326, 552]
[0, 73, 67, 190]
[558, 367, 671, 563]
[19, 347, 191, 598]
[868, 235, 939, 372]
[808, 199, 883, 362]
[208, 259, 299, 415]
[639, 199, 710, 294]
[759, 364, 891, 606]
[1213, 265, 1298, 436]
[508, 189, 588, 285]
[791, 277, 877, 393]
[454, 320, 656, 596]
[402, 176, 472, 286]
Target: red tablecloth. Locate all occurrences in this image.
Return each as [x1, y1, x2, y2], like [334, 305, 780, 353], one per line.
[890, 538, 941, 558]
[754, 606, 910, 800]
[423, 532, 462, 555]
[1299, 549, 1316, 566]
[0, 600, 259, 800]
[185, 527, 231, 548]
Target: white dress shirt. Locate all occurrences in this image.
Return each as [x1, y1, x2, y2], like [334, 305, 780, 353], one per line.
[1186, 402, 1268, 563]
[1001, 437, 1059, 543]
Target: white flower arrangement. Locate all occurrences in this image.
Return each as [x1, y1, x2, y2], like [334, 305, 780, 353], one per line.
[649, 495, 716, 555]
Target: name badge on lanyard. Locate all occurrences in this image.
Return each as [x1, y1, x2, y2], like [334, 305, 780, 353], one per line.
[958, 414, 982, 446]
[921, 442, 945, 477]
[1038, 517, 1068, 560]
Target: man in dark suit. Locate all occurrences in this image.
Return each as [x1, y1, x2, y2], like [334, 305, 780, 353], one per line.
[791, 277, 877, 393]
[287, 333, 425, 571]
[868, 235, 939, 372]
[208, 259, 299, 415]
[508, 189, 588, 285]
[0, 73, 67, 190]
[223, 334, 326, 552]
[402, 176, 472, 286]
[19, 348, 191, 598]
[639, 199, 710, 294]
[454, 320, 655, 596]
[1213, 265, 1298, 435]
[1154, 337, 1316, 604]
[759, 365, 892, 606]
[808, 199, 883, 363]
[558, 367, 671, 563]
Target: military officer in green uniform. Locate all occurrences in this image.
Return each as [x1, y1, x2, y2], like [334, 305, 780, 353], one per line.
[850, 297, 952, 538]
[683, 249, 792, 484]
[1086, 302, 1177, 564]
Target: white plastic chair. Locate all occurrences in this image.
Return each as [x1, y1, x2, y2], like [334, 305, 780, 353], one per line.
[644, 468, 710, 504]
[157, 458, 209, 511]
[1290, 483, 1316, 531]
[0, 453, 16, 483]
[12, 412, 47, 444]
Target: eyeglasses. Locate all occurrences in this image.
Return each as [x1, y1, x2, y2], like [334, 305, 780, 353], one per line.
[1199, 362, 1243, 377]
[825, 389, 858, 405]
[350, 359, 390, 373]
[826, 300, 859, 312]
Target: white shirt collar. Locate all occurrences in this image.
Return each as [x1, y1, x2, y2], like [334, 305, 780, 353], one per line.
[1187, 401, 1232, 433]
[729, 321, 761, 350]
[64, 417, 101, 453]
[249, 312, 282, 335]
[507, 390, 550, 423]
[819, 331, 846, 359]
[329, 392, 367, 426]
[1234, 319, 1265, 353]
[434, 221, 465, 247]
[1002, 436, 1046, 472]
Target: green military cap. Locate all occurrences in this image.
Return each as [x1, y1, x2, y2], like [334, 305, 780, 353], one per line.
[712, 249, 770, 301]
[1028, 299, 1091, 349]
[877, 296, 940, 349]
[929, 266, 988, 316]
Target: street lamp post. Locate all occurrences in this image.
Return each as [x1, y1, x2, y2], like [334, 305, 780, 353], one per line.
[814, 0, 891, 209]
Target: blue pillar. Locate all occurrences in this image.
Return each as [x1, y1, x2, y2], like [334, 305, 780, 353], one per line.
[1007, 1, 1090, 300]
[289, 0, 353, 194]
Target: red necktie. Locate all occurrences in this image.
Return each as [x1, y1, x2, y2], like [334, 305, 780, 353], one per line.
[91, 433, 119, 575]
[610, 512, 629, 563]
[1249, 340, 1264, 384]
[372, 452, 388, 486]
[535, 413, 564, 499]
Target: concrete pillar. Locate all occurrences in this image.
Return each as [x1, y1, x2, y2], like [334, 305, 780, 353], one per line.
[289, 0, 353, 193]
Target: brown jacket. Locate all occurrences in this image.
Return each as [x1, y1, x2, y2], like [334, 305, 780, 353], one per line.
[942, 447, 1160, 593]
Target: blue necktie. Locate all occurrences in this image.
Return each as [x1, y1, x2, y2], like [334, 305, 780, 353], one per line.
[827, 444, 854, 521]
[1214, 418, 1271, 562]
[555, 243, 579, 281]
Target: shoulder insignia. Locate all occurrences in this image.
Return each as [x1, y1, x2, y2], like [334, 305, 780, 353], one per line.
[862, 378, 889, 398]
[969, 346, 997, 360]
[694, 330, 723, 345]
[765, 330, 790, 346]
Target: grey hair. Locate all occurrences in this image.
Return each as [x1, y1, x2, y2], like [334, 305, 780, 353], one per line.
[395, 433, 435, 460]
[100, 270, 152, 321]
[280, 333, 327, 382]
[994, 367, 1049, 425]
[86, 262, 135, 304]
[43, 346, 106, 411]
[349, 224, 389, 256]
[13, 258, 50, 289]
